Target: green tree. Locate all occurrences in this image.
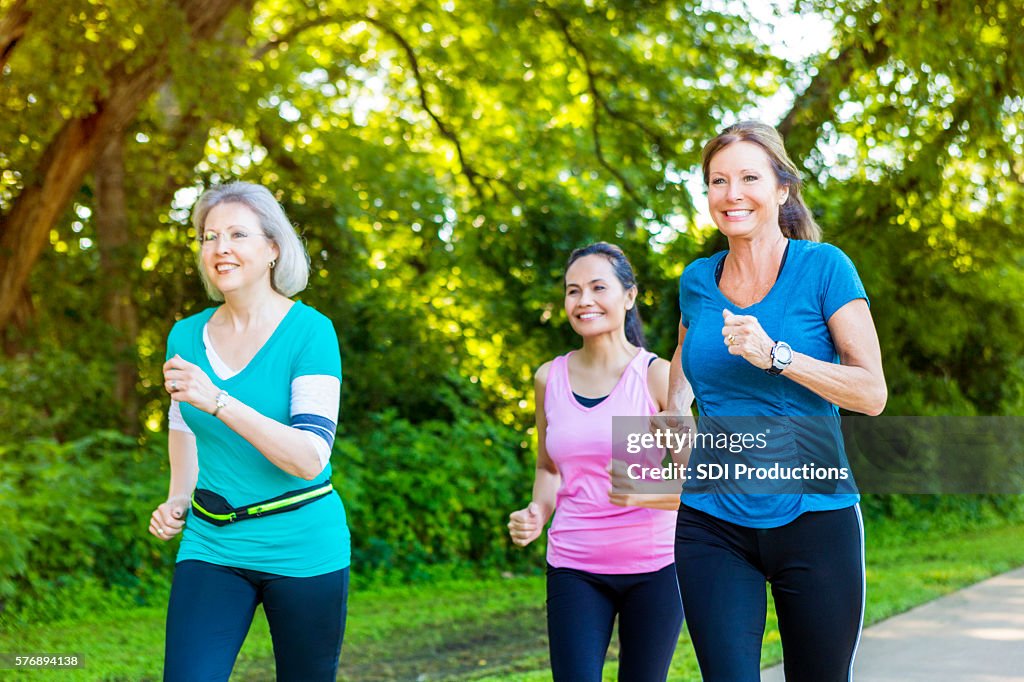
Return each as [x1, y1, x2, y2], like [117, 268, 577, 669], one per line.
[1, 0, 1023, 600]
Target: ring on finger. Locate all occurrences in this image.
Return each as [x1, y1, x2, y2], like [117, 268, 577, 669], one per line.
[727, 334, 736, 345]
[157, 527, 165, 535]
[170, 380, 178, 391]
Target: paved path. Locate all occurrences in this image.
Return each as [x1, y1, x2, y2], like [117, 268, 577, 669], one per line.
[761, 566, 1024, 681]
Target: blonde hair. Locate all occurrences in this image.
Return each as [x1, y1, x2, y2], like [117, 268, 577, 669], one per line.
[701, 121, 821, 242]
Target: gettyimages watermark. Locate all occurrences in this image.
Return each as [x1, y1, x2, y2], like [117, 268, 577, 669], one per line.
[611, 416, 1024, 495]
[621, 425, 849, 485]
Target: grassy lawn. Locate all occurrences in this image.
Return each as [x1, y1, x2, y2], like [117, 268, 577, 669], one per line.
[3, 522, 1024, 681]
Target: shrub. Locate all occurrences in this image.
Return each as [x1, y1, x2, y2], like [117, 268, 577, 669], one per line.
[0, 432, 174, 623]
[337, 405, 541, 578]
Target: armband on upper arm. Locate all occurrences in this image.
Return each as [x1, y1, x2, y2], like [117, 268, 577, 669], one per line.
[290, 375, 340, 459]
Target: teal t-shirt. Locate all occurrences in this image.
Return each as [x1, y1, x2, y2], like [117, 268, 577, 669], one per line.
[679, 239, 865, 528]
[166, 301, 350, 576]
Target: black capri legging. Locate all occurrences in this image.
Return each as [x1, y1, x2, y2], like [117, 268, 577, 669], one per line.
[675, 504, 864, 682]
[546, 563, 684, 682]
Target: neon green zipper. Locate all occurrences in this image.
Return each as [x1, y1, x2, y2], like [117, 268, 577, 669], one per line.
[247, 483, 333, 515]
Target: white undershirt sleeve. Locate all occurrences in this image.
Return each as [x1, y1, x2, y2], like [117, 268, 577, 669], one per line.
[168, 399, 194, 435]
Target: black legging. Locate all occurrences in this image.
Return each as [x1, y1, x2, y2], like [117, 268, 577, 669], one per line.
[546, 563, 684, 682]
[675, 504, 864, 682]
[164, 560, 348, 682]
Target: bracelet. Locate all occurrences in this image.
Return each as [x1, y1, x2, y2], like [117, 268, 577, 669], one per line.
[212, 389, 230, 418]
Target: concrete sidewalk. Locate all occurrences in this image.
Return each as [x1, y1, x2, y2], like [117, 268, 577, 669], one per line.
[761, 566, 1024, 681]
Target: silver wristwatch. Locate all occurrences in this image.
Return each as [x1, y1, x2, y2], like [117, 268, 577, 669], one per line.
[766, 341, 793, 376]
[212, 389, 230, 417]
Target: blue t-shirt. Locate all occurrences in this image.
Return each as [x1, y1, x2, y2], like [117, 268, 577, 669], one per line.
[166, 301, 350, 576]
[679, 239, 865, 528]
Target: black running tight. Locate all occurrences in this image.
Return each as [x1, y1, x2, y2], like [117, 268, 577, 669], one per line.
[675, 504, 864, 682]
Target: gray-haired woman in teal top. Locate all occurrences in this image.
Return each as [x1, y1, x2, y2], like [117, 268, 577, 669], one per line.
[150, 182, 349, 681]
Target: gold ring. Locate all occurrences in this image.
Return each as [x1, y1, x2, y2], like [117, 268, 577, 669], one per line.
[727, 334, 736, 345]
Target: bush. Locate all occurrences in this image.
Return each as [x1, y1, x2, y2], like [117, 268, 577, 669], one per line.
[337, 402, 540, 579]
[5, 425, 1024, 628]
[0, 348, 123, 443]
[861, 494, 1024, 540]
[0, 432, 174, 624]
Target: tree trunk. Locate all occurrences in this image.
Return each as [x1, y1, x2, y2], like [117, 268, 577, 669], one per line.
[94, 133, 140, 433]
[0, 0, 249, 332]
[0, 0, 30, 72]
[0, 286, 32, 354]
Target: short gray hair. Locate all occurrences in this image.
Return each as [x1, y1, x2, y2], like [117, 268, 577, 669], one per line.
[191, 182, 310, 301]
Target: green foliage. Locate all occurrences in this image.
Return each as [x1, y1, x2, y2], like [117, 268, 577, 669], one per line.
[2, 0, 1024, 636]
[795, 0, 1024, 415]
[339, 385, 541, 577]
[0, 388, 538, 624]
[861, 494, 1024, 538]
[5, 0, 1019, 434]
[0, 432, 173, 623]
[0, 344, 121, 443]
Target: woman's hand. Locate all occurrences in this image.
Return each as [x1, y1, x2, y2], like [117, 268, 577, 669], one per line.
[722, 308, 774, 369]
[508, 502, 546, 547]
[607, 459, 682, 511]
[149, 495, 188, 541]
[608, 458, 645, 507]
[650, 410, 689, 433]
[164, 354, 220, 414]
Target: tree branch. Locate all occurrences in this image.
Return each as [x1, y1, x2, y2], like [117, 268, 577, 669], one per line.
[250, 11, 515, 201]
[257, 124, 303, 177]
[778, 24, 890, 163]
[252, 14, 336, 60]
[545, 5, 647, 209]
[590, 103, 644, 207]
[362, 15, 492, 197]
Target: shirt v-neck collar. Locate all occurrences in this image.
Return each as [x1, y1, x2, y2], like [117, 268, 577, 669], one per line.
[198, 301, 300, 382]
[713, 239, 793, 311]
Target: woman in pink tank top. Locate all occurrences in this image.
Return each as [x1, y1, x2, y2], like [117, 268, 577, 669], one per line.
[507, 242, 686, 682]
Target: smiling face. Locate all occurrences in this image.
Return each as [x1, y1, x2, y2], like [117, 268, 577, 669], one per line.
[200, 202, 279, 299]
[706, 141, 790, 240]
[564, 254, 636, 340]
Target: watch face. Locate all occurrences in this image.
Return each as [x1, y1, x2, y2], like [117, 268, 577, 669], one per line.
[775, 343, 793, 364]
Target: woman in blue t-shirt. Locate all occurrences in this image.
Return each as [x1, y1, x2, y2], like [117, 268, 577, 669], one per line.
[661, 122, 887, 681]
[148, 182, 349, 681]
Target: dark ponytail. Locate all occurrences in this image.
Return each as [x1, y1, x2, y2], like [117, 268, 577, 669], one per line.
[566, 242, 647, 348]
[624, 307, 646, 349]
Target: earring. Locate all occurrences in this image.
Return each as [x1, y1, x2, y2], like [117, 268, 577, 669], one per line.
[269, 259, 277, 269]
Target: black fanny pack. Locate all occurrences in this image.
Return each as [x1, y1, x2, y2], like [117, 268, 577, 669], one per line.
[191, 482, 333, 526]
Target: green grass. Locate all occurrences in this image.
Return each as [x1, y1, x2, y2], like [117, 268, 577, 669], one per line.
[3, 522, 1024, 681]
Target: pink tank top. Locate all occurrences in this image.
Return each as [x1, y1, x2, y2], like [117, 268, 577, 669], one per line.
[544, 349, 676, 574]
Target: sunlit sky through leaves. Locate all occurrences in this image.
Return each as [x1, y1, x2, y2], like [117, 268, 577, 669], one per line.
[682, 0, 834, 229]
[173, 1, 835, 238]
